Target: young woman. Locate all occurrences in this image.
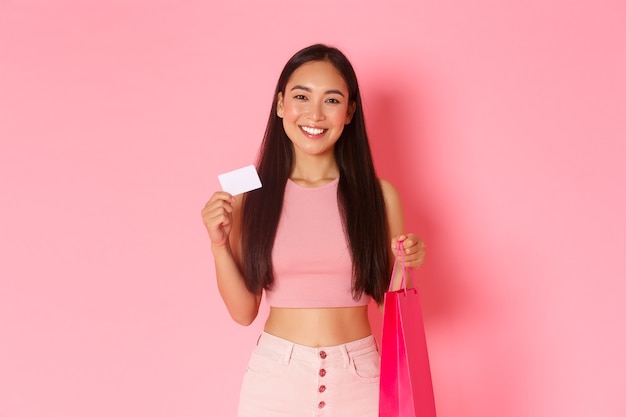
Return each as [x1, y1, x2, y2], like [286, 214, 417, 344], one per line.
[201, 44, 425, 417]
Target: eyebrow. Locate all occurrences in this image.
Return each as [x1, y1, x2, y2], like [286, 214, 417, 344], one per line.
[290, 85, 345, 97]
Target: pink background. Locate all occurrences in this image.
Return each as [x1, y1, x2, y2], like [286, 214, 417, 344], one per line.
[2, 1, 625, 416]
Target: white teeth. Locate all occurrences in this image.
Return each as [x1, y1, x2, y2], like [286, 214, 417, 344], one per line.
[301, 126, 325, 135]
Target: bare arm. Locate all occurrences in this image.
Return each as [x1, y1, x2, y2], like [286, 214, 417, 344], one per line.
[379, 179, 426, 292]
[201, 192, 261, 326]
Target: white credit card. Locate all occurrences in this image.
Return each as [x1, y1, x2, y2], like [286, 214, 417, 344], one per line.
[218, 165, 262, 196]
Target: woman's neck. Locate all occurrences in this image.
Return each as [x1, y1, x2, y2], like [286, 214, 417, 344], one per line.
[290, 157, 339, 187]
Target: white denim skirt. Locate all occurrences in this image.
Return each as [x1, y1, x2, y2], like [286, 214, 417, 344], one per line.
[237, 332, 380, 417]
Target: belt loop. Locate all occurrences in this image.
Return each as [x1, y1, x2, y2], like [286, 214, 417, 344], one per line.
[340, 344, 350, 368]
[282, 342, 294, 365]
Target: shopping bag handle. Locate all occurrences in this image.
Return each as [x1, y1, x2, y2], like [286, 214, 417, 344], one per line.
[388, 240, 415, 293]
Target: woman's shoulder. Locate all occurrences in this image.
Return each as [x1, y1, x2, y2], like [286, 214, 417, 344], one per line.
[378, 178, 401, 202]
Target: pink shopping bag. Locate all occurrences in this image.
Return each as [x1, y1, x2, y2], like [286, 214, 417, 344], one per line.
[379, 241, 436, 417]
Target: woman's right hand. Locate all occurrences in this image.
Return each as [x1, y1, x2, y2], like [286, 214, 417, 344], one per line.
[201, 191, 237, 248]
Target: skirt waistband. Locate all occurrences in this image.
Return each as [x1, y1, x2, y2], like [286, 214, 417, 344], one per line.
[255, 332, 378, 366]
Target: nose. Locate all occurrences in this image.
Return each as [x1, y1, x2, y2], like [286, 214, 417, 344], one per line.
[306, 100, 325, 121]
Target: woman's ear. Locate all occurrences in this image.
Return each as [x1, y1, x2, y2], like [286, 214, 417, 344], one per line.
[345, 101, 356, 124]
[276, 92, 284, 118]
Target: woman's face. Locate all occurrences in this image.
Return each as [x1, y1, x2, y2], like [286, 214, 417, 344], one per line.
[276, 60, 355, 159]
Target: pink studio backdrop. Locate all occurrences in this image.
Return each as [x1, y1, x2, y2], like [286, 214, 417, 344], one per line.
[1, 1, 625, 416]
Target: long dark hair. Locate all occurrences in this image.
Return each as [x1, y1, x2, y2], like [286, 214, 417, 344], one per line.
[241, 44, 391, 304]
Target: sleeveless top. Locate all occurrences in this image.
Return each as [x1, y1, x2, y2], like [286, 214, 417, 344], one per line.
[265, 178, 371, 308]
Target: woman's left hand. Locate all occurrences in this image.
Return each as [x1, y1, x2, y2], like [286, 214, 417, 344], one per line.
[391, 233, 426, 269]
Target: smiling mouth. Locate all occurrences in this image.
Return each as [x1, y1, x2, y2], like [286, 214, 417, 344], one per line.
[300, 126, 326, 135]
